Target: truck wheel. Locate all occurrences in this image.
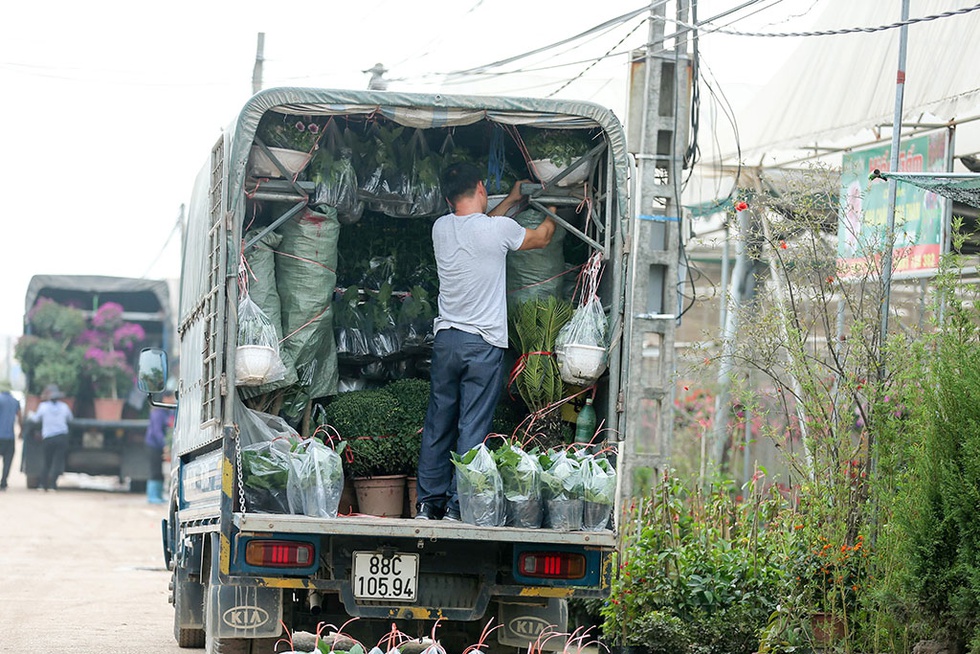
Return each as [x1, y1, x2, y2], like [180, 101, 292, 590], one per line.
[172, 570, 205, 648]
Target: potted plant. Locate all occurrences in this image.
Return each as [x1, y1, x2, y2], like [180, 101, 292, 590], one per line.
[15, 299, 88, 406]
[251, 113, 324, 178]
[492, 440, 544, 528]
[451, 443, 505, 526]
[319, 389, 406, 517]
[525, 128, 597, 187]
[538, 448, 585, 530]
[82, 302, 145, 419]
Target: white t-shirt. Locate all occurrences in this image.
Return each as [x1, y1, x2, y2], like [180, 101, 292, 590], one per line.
[432, 212, 526, 348]
[34, 400, 73, 438]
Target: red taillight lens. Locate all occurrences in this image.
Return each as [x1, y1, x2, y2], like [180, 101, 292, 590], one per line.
[245, 540, 315, 568]
[518, 552, 586, 579]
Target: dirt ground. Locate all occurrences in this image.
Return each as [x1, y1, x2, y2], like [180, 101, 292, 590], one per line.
[0, 446, 187, 653]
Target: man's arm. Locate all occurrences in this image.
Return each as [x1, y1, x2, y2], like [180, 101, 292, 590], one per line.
[518, 214, 556, 251]
[488, 179, 529, 217]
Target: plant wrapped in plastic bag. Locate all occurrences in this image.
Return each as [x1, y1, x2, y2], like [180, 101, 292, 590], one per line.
[397, 285, 435, 353]
[556, 253, 608, 385]
[311, 119, 364, 224]
[451, 443, 505, 526]
[241, 438, 294, 513]
[539, 449, 585, 530]
[493, 441, 543, 528]
[236, 294, 288, 386]
[286, 437, 345, 519]
[335, 286, 372, 362]
[580, 453, 615, 531]
[365, 283, 401, 360]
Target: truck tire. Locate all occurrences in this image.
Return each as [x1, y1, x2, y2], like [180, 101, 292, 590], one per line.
[173, 569, 205, 648]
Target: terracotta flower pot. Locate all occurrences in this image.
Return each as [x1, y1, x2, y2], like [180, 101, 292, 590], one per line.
[353, 475, 406, 517]
[93, 397, 125, 421]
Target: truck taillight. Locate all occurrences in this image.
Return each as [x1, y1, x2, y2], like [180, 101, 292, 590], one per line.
[517, 551, 586, 579]
[245, 540, 315, 568]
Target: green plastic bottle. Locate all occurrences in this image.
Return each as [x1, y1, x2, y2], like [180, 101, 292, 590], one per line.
[575, 397, 597, 446]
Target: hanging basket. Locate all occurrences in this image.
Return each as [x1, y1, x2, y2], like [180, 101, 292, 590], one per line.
[248, 146, 313, 178]
[235, 345, 277, 385]
[529, 157, 591, 187]
[559, 344, 607, 385]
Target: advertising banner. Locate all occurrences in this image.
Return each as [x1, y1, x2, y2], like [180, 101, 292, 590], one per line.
[838, 132, 947, 278]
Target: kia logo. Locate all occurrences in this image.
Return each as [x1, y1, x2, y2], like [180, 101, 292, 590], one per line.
[222, 606, 270, 629]
[508, 616, 551, 637]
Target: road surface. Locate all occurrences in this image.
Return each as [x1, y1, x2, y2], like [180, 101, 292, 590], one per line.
[0, 448, 185, 653]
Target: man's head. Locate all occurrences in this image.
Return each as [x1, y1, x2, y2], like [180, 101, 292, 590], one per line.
[441, 162, 485, 213]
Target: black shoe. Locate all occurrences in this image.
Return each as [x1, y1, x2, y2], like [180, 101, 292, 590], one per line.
[443, 507, 461, 522]
[415, 503, 442, 520]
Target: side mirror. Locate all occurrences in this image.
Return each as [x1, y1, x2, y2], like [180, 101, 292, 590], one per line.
[137, 347, 168, 394]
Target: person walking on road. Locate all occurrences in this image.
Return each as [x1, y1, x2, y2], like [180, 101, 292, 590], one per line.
[32, 384, 73, 492]
[415, 163, 556, 521]
[144, 394, 174, 504]
[0, 380, 22, 490]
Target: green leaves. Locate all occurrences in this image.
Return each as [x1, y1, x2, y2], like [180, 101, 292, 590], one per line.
[509, 297, 573, 413]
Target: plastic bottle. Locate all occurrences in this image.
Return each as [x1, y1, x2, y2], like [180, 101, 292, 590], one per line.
[574, 398, 597, 446]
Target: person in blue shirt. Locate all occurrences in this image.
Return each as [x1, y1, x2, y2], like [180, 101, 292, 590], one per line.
[32, 384, 73, 492]
[0, 379, 22, 490]
[144, 394, 175, 504]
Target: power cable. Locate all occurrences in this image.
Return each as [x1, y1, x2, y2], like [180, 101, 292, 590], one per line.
[697, 2, 980, 38]
[546, 17, 647, 97]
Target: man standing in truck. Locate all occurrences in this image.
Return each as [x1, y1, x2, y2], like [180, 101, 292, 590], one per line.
[415, 163, 555, 521]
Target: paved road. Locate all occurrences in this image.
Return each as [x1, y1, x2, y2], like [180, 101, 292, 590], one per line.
[0, 450, 185, 653]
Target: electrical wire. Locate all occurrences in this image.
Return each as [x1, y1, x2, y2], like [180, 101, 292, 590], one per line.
[546, 16, 647, 97]
[698, 2, 980, 38]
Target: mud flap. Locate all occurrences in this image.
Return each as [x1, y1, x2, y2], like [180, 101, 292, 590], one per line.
[497, 599, 568, 650]
[206, 583, 282, 640]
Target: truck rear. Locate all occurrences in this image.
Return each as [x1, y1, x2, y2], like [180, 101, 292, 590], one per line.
[20, 274, 174, 490]
[145, 88, 636, 653]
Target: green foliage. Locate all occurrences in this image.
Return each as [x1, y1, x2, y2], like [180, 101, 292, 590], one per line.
[601, 472, 789, 654]
[26, 298, 86, 343]
[318, 389, 406, 478]
[525, 128, 595, 168]
[509, 296, 572, 413]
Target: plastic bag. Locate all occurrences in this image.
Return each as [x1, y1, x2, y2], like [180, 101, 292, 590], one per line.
[494, 444, 543, 528]
[580, 454, 616, 531]
[286, 438, 344, 518]
[451, 443, 505, 527]
[540, 450, 585, 530]
[335, 286, 372, 362]
[236, 295, 288, 386]
[241, 439, 293, 513]
[506, 209, 567, 311]
[365, 283, 402, 360]
[556, 295, 608, 385]
[311, 147, 364, 224]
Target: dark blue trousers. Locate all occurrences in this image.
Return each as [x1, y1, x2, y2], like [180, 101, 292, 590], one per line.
[416, 328, 504, 513]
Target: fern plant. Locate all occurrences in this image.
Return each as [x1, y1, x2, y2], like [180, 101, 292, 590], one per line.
[509, 297, 573, 447]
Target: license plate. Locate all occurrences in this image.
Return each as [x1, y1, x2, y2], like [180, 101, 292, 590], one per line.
[352, 551, 418, 602]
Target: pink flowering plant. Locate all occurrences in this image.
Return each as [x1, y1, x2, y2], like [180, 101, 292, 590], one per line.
[83, 302, 145, 399]
[257, 114, 324, 153]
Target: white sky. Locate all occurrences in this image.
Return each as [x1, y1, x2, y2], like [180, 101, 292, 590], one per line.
[0, 0, 824, 342]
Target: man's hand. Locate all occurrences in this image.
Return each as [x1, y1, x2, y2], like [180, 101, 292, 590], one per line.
[488, 179, 532, 217]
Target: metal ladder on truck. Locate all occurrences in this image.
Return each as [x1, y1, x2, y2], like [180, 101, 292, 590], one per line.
[619, 0, 691, 497]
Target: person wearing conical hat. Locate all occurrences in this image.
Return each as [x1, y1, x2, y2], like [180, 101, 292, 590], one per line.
[33, 384, 73, 492]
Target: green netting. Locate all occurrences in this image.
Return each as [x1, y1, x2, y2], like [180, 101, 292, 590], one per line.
[275, 207, 340, 400]
[874, 171, 980, 209]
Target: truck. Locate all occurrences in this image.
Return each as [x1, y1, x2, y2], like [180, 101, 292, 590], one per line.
[138, 87, 671, 654]
[20, 274, 175, 490]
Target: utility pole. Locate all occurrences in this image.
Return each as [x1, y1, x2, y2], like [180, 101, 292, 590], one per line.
[620, 0, 691, 496]
[252, 33, 265, 95]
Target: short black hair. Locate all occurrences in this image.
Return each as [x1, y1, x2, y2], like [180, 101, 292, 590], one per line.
[441, 162, 482, 206]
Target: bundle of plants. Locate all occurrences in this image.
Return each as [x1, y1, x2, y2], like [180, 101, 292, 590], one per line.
[508, 296, 573, 448]
[451, 442, 505, 526]
[580, 453, 615, 531]
[538, 448, 585, 530]
[492, 440, 544, 528]
[286, 437, 345, 519]
[241, 438, 294, 514]
[364, 283, 402, 360]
